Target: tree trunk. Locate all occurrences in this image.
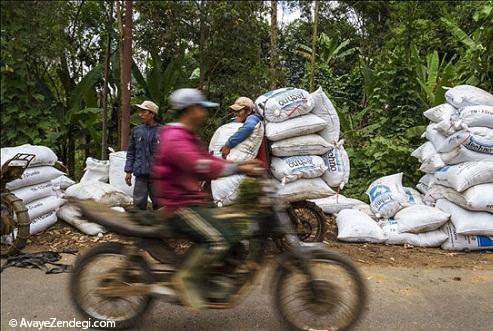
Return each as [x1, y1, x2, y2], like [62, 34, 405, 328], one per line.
[120, 0, 132, 150]
[270, 1, 278, 89]
[67, 128, 75, 178]
[101, 1, 113, 159]
[310, 0, 320, 92]
[199, 0, 207, 91]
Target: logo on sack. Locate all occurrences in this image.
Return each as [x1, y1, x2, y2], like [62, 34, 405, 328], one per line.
[368, 185, 391, 201]
[278, 93, 306, 107]
[324, 151, 342, 172]
[287, 156, 314, 168]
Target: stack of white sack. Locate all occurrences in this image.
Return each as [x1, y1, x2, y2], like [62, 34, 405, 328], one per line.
[410, 85, 493, 250]
[334, 172, 449, 247]
[208, 121, 264, 206]
[257, 86, 348, 203]
[58, 182, 132, 235]
[1, 144, 75, 239]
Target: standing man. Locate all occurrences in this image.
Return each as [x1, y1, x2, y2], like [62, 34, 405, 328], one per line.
[124, 100, 161, 210]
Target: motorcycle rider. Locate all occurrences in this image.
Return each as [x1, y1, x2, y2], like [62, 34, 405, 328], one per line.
[152, 88, 264, 309]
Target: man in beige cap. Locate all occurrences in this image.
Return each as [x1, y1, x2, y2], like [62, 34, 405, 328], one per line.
[220, 97, 265, 160]
[124, 100, 162, 210]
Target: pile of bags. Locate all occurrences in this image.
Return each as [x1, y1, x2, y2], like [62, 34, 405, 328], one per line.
[411, 85, 493, 250]
[57, 149, 133, 235]
[258, 87, 349, 202]
[1, 144, 75, 240]
[334, 85, 493, 251]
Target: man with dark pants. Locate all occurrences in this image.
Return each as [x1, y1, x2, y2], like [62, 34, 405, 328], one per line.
[125, 100, 161, 210]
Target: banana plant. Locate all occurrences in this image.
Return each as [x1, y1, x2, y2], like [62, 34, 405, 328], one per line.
[296, 33, 358, 68]
[411, 44, 458, 107]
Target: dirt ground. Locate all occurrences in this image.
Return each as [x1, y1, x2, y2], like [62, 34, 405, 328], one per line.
[18, 216, 492, 271]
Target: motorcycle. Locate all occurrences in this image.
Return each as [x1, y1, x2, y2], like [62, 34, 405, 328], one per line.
[69, 177, 367, 330]
[1, 153, 35, 256]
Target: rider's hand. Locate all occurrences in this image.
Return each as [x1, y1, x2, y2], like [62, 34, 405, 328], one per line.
[238, 160, 265, 177]
[220, 145, 231, 159]
[125, 173, 132, 186]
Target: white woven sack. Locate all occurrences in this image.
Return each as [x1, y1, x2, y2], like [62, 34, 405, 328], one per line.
[436, 199, 493, 236]
[411, 142, 445, 173]
[25, 195, 62, 220]
[441, 222, 493, 251]
[309, 195, 366, 214]
[11, 181, 56, 204]
[109, 151, 134, 197]
[423, 103, 457, 123]
[256, 88, 313, 123]
[209, 122, 264, 161]
[51, 175, 76, 190]
[411, 142, 437, 162]
[57, 204, 107, 235]
[380, 220, 447, 247]
[435, 106, 493, 135]
[271, 134, 331, 157]
[353, 203, 378, 220]
[424, 123, 447, 151]
[310, 87, 340, 144]
[336, 209, 385, 243]
[445, 85, 493, 108]
[1, 144, 58, 167]
[366, 173, 408, 218]
[65, 182, 133, 206]
[211, 174, 245, 207]
[271, 156, 327, 183]
[427, 184, 493, 213]
[80, 157, 110, 183]
[277, 178, 335, 203]
[6, 166, 64, 191]
[403, 187, 424, 205]
[434, 162, 493, 192]
[265, 114, 326, 142]
[440, 145, 493, 165]
[436, 127, 493, 154]
[416, 174, 434, 194]
[321, 140, 350, 189]
[393, 205, 449, 233]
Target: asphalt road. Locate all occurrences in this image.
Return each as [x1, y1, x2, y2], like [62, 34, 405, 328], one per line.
[1, 254, 492, 331]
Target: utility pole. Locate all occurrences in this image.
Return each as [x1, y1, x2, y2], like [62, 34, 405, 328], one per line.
[270, 0, 278, 89]
[101, 1, 113, 159]
[310, 0, 319, 92]
[120, 0, 132, 150]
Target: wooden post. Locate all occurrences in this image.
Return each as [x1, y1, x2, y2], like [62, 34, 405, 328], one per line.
[270, 0, 278, 89]
[101, 1, 113, 159]
[310, 0, 319, 92]
[120, 0, 132, 150]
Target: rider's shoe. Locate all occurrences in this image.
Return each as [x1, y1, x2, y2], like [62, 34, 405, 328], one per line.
[171, 246, 210, 310]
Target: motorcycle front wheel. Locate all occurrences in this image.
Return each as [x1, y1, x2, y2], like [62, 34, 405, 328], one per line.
[273, 249, 367, 331]
[70, 242, 154, 329]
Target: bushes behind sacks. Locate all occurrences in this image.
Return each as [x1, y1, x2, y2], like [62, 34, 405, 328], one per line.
[255, 87, 313, 123]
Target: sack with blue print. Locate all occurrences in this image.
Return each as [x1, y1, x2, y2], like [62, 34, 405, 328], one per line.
[366, 173, 409, 219]
[255, 87, 313, 123]
[321, 140, 350, 189]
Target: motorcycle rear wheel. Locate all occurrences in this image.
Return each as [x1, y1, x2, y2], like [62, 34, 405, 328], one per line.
[0, 193, 30, 257]
[70, 242, 154, 329]
[273, 250, 367, 331]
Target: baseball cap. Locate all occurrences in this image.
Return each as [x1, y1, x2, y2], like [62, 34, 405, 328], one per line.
[134, 100, 159, 115]
[169, 88, 219, 110]
[229, 97, 255, 111]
